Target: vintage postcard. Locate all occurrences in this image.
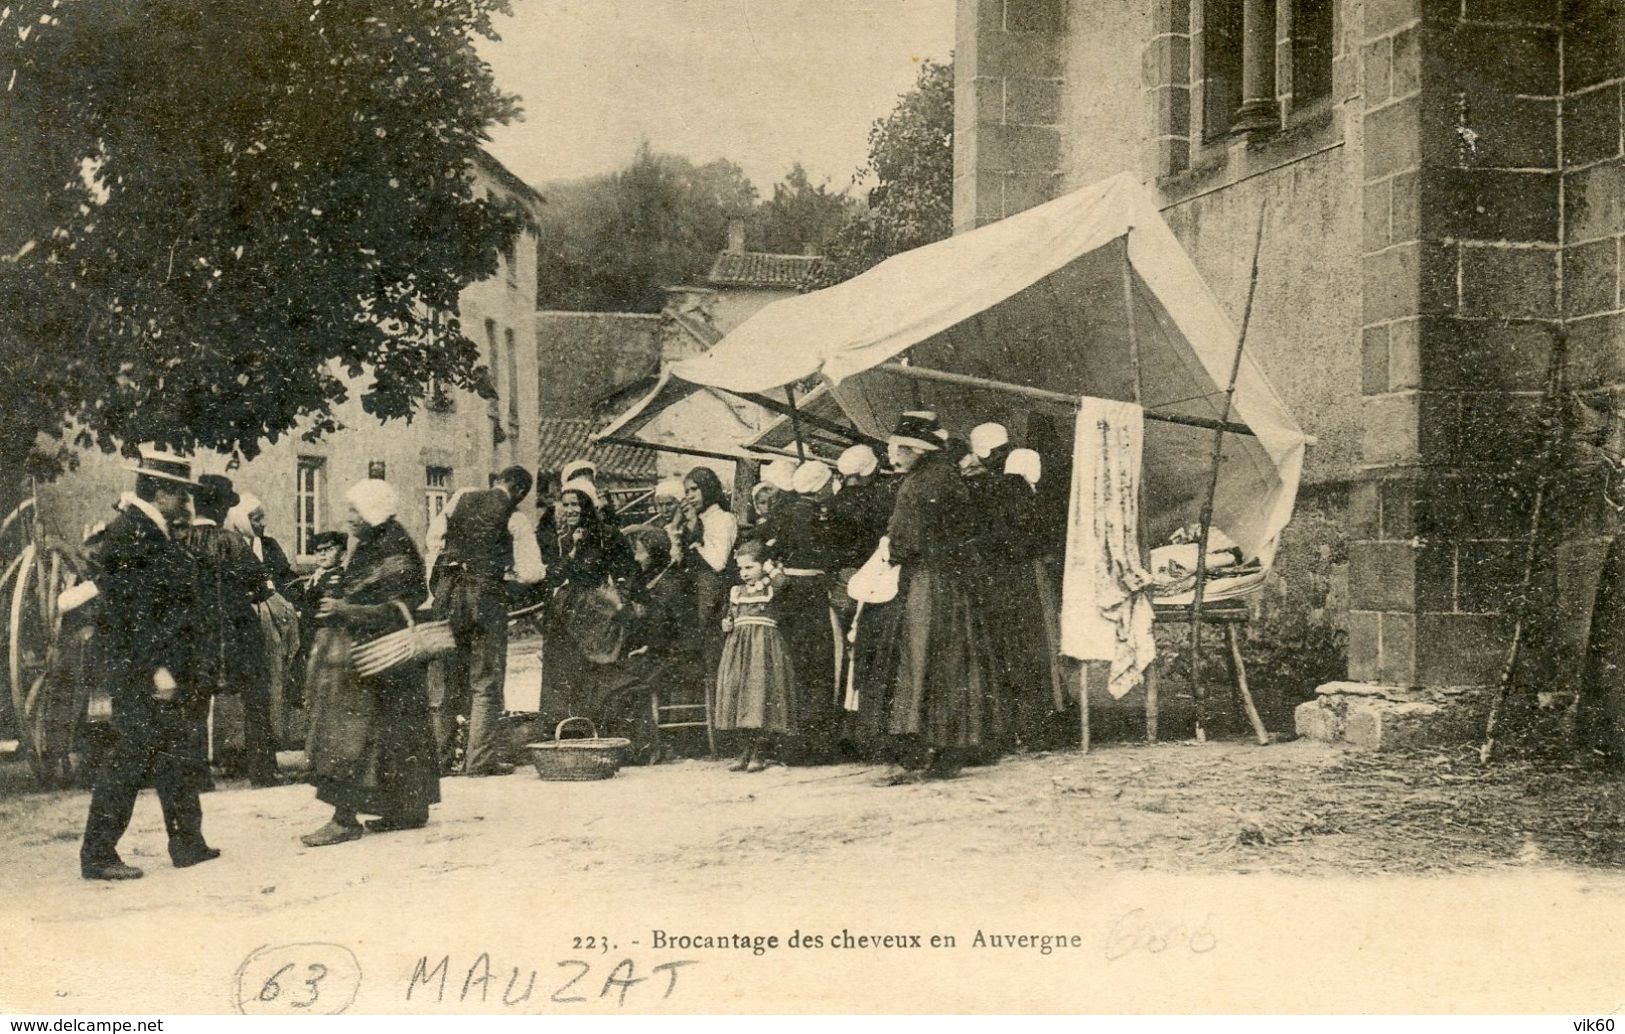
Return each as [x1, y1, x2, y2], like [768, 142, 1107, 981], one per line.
[1, 0, 1622, 1019]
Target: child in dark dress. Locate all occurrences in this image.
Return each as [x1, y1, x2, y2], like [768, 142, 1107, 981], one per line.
[713, 539, 797, 772]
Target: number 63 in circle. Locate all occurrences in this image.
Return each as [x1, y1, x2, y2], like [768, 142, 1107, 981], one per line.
[235, 942, 363, 1015]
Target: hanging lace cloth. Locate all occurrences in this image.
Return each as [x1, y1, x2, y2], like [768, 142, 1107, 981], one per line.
[1060, 397, 1156, 698]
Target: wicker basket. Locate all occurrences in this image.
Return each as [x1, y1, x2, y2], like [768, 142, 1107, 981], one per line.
[525, 718, 631, 782]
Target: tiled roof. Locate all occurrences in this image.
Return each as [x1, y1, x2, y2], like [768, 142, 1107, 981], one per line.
[707, 250, 822, 288]
[536, 416, 657, 483]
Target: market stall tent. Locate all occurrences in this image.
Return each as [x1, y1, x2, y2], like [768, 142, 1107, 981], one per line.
[662, 172, 1309, 573]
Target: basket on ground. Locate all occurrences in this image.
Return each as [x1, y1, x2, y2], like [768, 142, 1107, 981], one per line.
[525, 718, 631, 781]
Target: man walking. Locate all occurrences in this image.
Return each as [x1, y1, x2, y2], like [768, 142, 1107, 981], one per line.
[80, 447, 217, 880]
[430, 465, 543, 775]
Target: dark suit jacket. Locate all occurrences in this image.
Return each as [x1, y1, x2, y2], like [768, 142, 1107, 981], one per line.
[96, 505, 198, 704]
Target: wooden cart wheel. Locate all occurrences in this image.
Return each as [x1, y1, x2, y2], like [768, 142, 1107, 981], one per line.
[8, 539, 88, 786]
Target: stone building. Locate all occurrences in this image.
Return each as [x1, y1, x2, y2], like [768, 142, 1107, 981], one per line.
[704, 219, 823, 333]
[34, 149, 545, 561]
[954, 0, 1624, 738]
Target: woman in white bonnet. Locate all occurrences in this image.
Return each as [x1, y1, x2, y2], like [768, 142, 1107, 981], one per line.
[301, 479, 441, 845]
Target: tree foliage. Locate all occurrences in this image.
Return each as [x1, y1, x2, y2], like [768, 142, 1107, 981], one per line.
[535, 145, 757, 313]
[749, 163, 856, 256]
[0, 0, 521, 476]
[803, 58, 955, 292]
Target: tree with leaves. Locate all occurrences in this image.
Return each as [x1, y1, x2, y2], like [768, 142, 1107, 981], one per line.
[749, 163, 856, 256]
[803, 58, 954, 292]
[0, 0, 522, 478]
[535, 145, 758, 313]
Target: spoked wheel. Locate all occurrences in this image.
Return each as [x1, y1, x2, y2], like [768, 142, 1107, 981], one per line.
[7, 539, 92, 787]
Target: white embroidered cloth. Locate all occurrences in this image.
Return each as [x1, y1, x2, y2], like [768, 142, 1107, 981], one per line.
[1060, 398, 1156, 698]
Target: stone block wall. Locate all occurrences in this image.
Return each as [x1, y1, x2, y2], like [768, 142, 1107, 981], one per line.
[1350, 0, 1578, 689]
[954, 0, 1069, 231]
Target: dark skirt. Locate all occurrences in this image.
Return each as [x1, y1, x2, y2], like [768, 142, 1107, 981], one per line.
[982, 559, 1064, 749]
[778, 574, 837, 752]
[886, 566, 1002, 750]
[690, 567, 729, 687]
[842, 597, 904, 750]
[715, 624, 797, 733]
[304, 627, 441, 818]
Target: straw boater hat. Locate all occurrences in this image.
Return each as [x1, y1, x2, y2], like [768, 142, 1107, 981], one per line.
[122, 444, 199, 487]
[888, 411, 942, 452]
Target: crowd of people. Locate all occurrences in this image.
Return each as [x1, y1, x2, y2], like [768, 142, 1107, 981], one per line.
[75, 408, 1070, 881]
[531, 411, 1070, 785]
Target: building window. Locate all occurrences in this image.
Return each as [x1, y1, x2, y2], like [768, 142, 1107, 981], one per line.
[1202, 0, 1244, 140]
[295, 456, 325, 557]
[1290, 0, 1334, 108]
[503, 237, 519, 289]
[425, 466, 453, 527]
[484, 317, 501, 413]
[504, 326, 519, 432]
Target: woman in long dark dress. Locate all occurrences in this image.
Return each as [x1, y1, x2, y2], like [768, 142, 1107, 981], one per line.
[674, 467, 738, 693]
[301, 480, 440, 846]
[877, 413, 1001, 784]
[570, 524, 698, 760]
[537, 481, 639, 724]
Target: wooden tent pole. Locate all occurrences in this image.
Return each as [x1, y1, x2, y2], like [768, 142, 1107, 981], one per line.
[872, 363, 1256, 437]
[1119, 235, 1159, 746]
[785, 384, 808, 462]
[1191, 202, 1269, 746]
[596, 435, 757, 466]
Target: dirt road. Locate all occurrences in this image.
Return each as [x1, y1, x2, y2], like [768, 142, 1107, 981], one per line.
[1, 737, 1622, 1014]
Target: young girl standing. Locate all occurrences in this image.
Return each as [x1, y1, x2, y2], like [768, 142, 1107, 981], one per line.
[714, 539, 797, 772]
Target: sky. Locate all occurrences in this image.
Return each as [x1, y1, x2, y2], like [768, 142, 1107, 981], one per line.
[476, 0, 956, 195]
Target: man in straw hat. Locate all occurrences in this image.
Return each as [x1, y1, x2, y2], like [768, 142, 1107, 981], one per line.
[81, 446, 219, 879]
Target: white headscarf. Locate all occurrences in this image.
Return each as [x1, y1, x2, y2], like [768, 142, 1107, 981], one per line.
[1004, 449, 1042, 487]
[762, 459, 799, 492]
[792, 461, 833, 494]
[345, 479, 398, 527]
[654, 478, 685, 501]
[225, 493, 263, 554]
[562, 477, 601, 508]
[837, 445, 878, 478]
[970, 422, 1009, 459]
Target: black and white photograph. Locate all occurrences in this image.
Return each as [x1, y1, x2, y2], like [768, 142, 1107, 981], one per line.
[0, 0, 1622, 1019]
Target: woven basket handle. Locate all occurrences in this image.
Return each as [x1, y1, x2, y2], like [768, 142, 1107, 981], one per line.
[555, 717, 598, 741]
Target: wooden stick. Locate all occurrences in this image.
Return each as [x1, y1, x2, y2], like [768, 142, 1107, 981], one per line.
[872, 362, 1257, 437]
[1190, 201, 1269, 744]
[1121, 237, 1159, 744]
[785, 384, 808, 462]
[1227, 624, 1270, 745]
[1076, 660, 1091, 754]
[1480, 324, 1570, 764]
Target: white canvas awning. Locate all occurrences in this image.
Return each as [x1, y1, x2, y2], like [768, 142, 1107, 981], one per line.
[666, 172, 1309, 569]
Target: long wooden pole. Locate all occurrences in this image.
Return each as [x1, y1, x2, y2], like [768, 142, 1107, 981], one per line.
[1480, 323, 1570, 763]
[1120, 236, 1150, 748]
[872, 362, 1256, 437]
[785, 384, 808, 462]
[1190, 202, 1268, 744]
